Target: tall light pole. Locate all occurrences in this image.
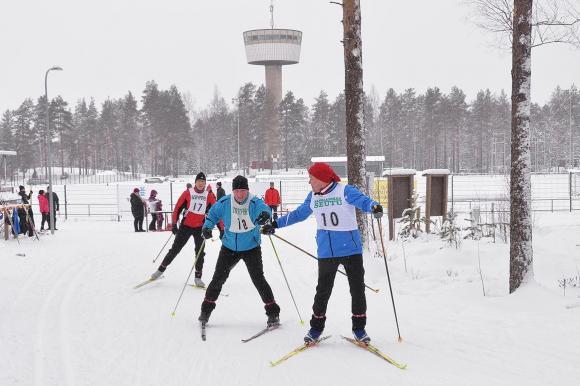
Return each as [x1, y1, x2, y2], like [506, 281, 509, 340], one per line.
[570, 88, 575, 168]
[45, 66, 63, 235]
[237, 106, 241, 175]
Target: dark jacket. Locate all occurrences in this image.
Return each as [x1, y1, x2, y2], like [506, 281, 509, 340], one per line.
[18, 190, 32, 205]
[130, 193, 145, 216]
[45, 192, 60, 211]
[216, 186, 226, 200]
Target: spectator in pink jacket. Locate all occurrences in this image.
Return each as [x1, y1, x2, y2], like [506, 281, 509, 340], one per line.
[38, 190, 50, 231]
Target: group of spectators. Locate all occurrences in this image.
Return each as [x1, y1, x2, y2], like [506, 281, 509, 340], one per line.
[16, 185, 60, 235]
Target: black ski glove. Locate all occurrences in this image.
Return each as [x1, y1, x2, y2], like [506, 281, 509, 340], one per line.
[172, 223, 179, 235]
[256, 211, 271, 225]
[202, 227, 213, 239]
[372, 204, 383, 219]
[261, 221, 277, 235]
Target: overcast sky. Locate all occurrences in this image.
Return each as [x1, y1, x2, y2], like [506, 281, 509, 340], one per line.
[1, 0, 579, 113]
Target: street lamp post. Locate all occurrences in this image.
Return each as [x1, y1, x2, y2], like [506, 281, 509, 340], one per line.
[237, 106, 241, 175]
[45, 66, 63, 235]
[570, 89, 574, 168]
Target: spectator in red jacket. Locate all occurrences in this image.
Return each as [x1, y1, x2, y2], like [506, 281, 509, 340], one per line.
[38, 190, 50, 231]
[264, 182, 281, 220]
[150, 172, 216, 287]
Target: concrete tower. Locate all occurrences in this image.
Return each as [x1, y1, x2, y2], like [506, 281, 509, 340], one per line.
[243, 2, 302, 167]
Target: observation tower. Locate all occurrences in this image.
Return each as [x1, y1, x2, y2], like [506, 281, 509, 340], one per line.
[243, 1, 302, 166]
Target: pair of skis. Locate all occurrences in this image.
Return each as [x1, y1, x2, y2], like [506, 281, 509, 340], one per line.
[270, 335, 406, 369]
[200, 322, 281, 343]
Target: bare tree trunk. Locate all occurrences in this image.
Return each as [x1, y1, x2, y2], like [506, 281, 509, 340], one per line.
[510, 0, 534, 293]
[343, 0, 367, 245]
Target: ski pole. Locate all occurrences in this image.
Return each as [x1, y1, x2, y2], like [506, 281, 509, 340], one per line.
[268, 235, 304, 324]
[376, 217, 403, 342]
[170, 239, 206, 317]
[272, 233, 380, 293]
[153, 232, 174, 263]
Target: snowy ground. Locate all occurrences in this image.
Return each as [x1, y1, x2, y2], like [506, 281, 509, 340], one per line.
[1, 212, 580, 386]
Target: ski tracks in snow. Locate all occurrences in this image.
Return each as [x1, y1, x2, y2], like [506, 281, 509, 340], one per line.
[33, 256, 93, 386]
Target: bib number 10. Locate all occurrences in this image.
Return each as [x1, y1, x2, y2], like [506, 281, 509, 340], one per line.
[321, 212, 339, 227]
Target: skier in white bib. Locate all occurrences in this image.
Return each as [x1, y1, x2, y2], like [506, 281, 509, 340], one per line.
[150, 173, 216, 286]
[262, 162, 383, 344]
[198, 175, 281, 328]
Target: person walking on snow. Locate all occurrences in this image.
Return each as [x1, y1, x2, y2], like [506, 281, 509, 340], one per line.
[264, 181, 281, 220]
[261, 162, 383, 344]
[198, 175, 280, 328]
[150, 173, 216, 286]
[130, 188, 146, 232]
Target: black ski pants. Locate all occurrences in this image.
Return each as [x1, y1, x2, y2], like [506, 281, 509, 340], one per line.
[40, 213, 50, 230]
[201, 246, 280, 317]
[310, 253, 367, 331]
[133, 214, 144, 231]
[158, 224, 205, 274]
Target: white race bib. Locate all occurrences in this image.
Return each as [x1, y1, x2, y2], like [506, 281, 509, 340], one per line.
[187, 189, 208, 215]
[229, 195, 256, 233]
[310, 184, 358, 231]
[148, 200, 158, 213]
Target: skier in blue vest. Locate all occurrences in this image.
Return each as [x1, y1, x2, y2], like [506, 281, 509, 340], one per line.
[262, 162, 383, 344]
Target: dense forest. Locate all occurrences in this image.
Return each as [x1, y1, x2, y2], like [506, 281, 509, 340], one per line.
[0, 81, 577, 177]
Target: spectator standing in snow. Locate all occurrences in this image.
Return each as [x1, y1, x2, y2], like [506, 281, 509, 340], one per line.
[216, 181, 226, 200]
[130, 188, 146, 232]
[150, 172, 216, 286]
[17, 185, 34, 236]
[45, 186, 59, 230]
[198, 175, 280, 327]
[261, 162, 383, 344]
[38, 190, 50, 231]
[156, 199, 164, 230]
[264, 181, 281, 220]
[147, 190, 159, 231]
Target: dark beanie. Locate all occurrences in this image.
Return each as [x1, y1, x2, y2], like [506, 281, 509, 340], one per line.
[232, 175, 249, 190]
[217, 181, 222, 186]
[195, 172, 206, 182]
[133, 187, 139, 193]
[19, 185, 25, 191]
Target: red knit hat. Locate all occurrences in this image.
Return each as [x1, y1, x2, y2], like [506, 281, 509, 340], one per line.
[133, 188, 139, 193]
[308, 162, 341, 183]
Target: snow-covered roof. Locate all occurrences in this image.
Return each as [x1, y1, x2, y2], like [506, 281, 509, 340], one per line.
[382, 168, 416, 176]
[311, 156, 385, 163]
[422, 169, 450, 176]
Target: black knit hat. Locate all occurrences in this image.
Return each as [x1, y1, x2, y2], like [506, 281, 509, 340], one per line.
[216, 181, 222, 186]
[195, 172, 206, 182]
[232, 175, 249, 190]
[19, 185, 25, 191]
